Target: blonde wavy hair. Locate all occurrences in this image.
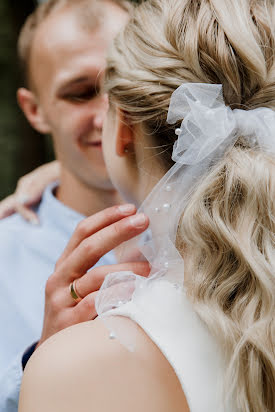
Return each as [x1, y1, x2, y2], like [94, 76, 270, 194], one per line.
[105, 0, 275, 410]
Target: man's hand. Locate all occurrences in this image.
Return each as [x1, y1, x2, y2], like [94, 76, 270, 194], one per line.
[37, 204, 150, 348]
[0, 161, 60, 223]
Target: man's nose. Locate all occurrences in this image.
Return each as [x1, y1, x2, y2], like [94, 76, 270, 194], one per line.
[94, 113, 104, 130]
[94, 94, 109, 130]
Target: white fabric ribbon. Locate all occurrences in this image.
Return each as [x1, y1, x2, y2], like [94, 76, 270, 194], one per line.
[167, 83, 275, 164]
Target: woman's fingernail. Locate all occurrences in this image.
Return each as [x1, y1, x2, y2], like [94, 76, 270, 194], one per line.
[118, 204, 136, 215]
[130, 213, 147, 228]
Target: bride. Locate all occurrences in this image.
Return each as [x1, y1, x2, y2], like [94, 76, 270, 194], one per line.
[19, 0, 275, 411]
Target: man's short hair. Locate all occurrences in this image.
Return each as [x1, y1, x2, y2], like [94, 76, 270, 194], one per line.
[18, 0, 131, 88]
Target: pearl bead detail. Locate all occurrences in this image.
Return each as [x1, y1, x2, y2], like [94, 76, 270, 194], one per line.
[165, 185, 172, 192]
[109, 332, 116, 340]
[163, 203, 171, 212]
[175, 128, 182, 136]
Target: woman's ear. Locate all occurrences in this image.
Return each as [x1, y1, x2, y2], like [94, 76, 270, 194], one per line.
[17, 88, 51, 134]
[115, 109, 134, 157]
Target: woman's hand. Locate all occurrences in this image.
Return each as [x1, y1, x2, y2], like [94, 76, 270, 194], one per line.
[37, 204, 150, 348]
[0, 161, 60, 224]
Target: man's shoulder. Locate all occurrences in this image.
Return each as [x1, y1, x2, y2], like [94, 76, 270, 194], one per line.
[0, 213, 32, 236]
[0, 215, 36, 270]
[0, 213, 42, 251]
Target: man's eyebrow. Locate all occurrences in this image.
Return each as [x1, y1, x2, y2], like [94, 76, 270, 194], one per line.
[57, 76, 96, 92]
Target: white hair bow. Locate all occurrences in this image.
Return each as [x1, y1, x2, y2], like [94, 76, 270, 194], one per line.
[167, 83, 275, 164]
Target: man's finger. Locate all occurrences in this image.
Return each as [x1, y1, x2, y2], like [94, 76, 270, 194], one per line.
[16, 204, 40, 225]
[0, 196, 16, 219]
[61, 213, 149, 282]
[76, 261, 150, 298]
[58, 204, 137, 264]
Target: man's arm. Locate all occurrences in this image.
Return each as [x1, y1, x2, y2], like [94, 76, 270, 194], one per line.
[0, 341, 39, 412]
[19, 318, 188, 412]
[0, 353, 25, 412]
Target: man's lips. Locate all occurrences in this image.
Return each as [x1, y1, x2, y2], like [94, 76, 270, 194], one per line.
[81, 140, 102, 148]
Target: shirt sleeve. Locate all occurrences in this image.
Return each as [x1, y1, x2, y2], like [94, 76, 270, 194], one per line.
[0, 352, 23, 412]
[0, 340, 37, 412]
[22, 342, 38, 370]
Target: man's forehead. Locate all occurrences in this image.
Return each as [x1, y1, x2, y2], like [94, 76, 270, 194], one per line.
[30, 10, 109, 88]
[29, 2, 128, 92]
[32, 8, 106, 58]
[35, 26, 108, 65]
[32, 0, 128, 58]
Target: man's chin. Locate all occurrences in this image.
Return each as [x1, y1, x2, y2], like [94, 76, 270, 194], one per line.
[82, 173, 115, 192]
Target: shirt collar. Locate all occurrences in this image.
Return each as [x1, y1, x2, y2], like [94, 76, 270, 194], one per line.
[38, 182, 84, 237]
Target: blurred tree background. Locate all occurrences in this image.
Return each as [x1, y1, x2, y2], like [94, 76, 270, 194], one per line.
[0, 0, 140, 200]
[0, 0, 53, 200]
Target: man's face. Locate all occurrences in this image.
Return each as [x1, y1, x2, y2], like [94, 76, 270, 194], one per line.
[29, 3, 128, 190]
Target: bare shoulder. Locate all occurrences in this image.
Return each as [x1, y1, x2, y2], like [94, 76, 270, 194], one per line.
[19, 317, 188, 412]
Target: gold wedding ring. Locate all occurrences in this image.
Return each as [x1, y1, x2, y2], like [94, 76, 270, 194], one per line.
[69, 280, 82, 303]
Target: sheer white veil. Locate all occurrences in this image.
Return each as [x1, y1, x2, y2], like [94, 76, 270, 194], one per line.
[96, 82, 275, 348]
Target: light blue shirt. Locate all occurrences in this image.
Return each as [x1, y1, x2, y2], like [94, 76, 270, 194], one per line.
[0, 183, 116, 411]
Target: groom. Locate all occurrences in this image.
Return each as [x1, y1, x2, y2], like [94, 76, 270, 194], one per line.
[0, 0, 129, 410]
